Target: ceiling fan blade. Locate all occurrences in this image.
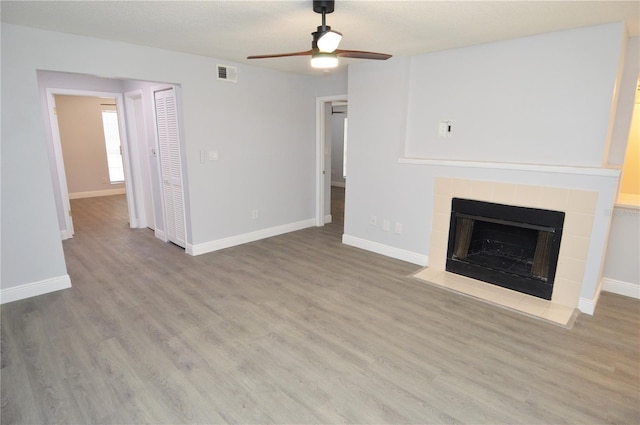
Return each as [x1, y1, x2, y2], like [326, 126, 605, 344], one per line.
[335, 50, 392, 60]
[247, 50, 312, 59]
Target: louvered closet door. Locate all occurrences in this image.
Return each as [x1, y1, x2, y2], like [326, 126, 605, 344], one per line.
[154, 88, 186, 248]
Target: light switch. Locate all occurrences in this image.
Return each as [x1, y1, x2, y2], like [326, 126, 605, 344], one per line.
[208, 150, 218, 161]
[438, 120, 452, 138]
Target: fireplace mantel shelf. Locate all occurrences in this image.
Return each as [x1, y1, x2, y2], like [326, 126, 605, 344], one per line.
[398, 157, 620, 178]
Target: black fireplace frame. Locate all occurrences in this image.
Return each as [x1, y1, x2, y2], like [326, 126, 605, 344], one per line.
[446, 198, 565, 300]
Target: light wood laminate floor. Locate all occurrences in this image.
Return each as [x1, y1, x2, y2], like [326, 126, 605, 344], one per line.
[2, 194, 639, 424]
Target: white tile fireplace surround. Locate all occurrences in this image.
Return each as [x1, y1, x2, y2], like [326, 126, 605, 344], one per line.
[412, 167, 619, 326]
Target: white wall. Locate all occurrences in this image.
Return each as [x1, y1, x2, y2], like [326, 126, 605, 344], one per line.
[1, 23, 346, 298]
[603, 206, 640, 296]
[404, 23, 625, 167]
[344, 23, 631, 307]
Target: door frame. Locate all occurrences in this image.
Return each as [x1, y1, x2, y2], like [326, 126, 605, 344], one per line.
[315, 94, 347, 227]
[124, 89, 155, 230]
[46, 88, 139, 237]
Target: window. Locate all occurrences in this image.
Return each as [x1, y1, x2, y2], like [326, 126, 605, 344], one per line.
[101, 110, 125, 183]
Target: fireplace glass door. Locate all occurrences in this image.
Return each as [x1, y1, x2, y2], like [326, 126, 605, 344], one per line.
[446, 198, 564, 300]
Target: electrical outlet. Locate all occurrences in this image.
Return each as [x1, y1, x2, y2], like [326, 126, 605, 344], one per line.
[370, 215, 377, 226]
[383, 219, 390, 231]
[252, 209, 259, 220]
[395, 222, 403, 234]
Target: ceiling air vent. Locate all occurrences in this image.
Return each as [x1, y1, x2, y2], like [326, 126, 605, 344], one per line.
[217, 65, 237, 82]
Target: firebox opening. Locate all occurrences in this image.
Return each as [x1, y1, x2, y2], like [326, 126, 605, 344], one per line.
[446, 198, 564, 300]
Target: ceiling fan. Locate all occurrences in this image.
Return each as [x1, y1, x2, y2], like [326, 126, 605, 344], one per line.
[247, 0, 392, 69]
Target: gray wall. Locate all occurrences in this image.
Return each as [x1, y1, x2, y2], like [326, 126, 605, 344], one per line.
[1, 23, 346, 294]
[4, 20, 635, 307]
[603, 206, 640, 288]
[403, 23, 623, 166]
[343, 22, 634, 304]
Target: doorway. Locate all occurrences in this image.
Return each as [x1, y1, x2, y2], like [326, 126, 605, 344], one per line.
[46, 89, 137, 238]
[315, 94, 348, 228]
[330, 102, 347, 227]
[39, 72, 189, 253]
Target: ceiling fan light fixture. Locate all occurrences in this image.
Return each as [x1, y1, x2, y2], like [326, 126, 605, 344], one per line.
[317, 30, 342, 52]
[311, 52, 338, 69]
[247, 0, 391, 66]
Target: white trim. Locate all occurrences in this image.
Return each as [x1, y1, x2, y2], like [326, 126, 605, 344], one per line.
[186, 219, 315, 256]
[69, 188, 126, 199]
[341, 234, 428, 266]
[155, 229, 166, 242]
[398, 157, 621, 178]
[578, 297, 597, 315]
[316, 95, 347, 227]
[46, 88, 140, 236]
[324, 214, 333, 224]
[114, 94, 138, 228]
[602, 277, 640, 299]
[614, 194, 640, 209]
[46, 89, 74, 237]
[331, 181, 346, 188]
[0, 275, 71, 304]
[575, 263, 609, 315]
[578, 278, 603, 315]
[124, 89, 153, 229]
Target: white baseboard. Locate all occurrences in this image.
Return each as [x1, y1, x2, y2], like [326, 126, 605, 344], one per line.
[186, 219, 315, 256]
[155, 229, 167, 242]
[602, 277, 640, 299]
[577, 277, 605, 316]
[342, 234, 428, 266]
[0, 274, 72, 305]
[578, 297, 596, 315]
[324, 214, 332, 224]
[69, 188, 126, 199]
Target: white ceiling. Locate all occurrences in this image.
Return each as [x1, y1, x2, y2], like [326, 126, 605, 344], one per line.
[2, 0, 639, 76]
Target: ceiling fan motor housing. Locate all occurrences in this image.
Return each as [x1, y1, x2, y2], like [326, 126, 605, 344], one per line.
[313, 0, 335, 14]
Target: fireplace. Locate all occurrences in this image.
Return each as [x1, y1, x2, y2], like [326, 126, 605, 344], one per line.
[446, 198, 565, 300]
